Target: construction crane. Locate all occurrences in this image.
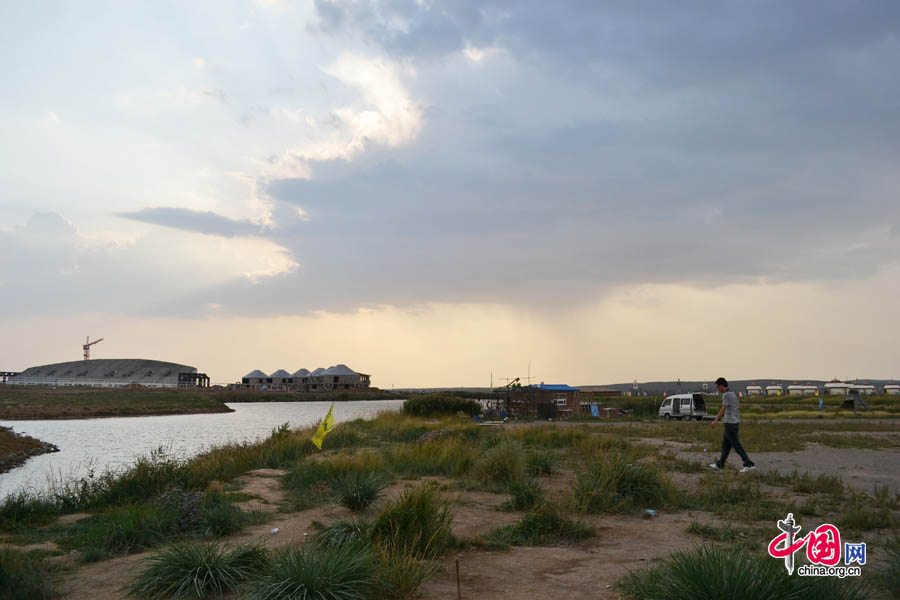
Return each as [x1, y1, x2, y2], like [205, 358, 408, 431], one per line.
[82, 336, 104, 360]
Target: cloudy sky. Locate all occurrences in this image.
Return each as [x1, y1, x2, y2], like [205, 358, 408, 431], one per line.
[2, 1, 899, 386]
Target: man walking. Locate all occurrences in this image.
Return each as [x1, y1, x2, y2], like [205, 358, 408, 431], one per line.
[710, 377, 755, 472]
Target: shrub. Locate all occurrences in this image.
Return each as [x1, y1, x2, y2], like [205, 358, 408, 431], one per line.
[504, 478, 543, 511]
[471, 439, 527, 488]
[0, 548, 58, 600]
[128, 542, 268, 599]
[575, 454, 670, 513]
[371, 483, 454, 559]
[333, 472, 387, 511]
[246, 543, 377, 600]
[616, 545, 869, 600]
[402, 393, 481, 417]
[486, 503, 593, 547]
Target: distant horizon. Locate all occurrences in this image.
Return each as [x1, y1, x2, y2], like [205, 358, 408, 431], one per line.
[3, 350, 898, 389]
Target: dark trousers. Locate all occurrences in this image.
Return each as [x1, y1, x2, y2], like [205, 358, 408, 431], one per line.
[718, 423, 754, 467]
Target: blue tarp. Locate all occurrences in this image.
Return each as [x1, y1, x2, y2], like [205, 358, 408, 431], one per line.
[528, 383, 580, 391]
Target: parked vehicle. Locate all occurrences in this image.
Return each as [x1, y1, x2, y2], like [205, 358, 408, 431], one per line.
[659, 393, 708, 421]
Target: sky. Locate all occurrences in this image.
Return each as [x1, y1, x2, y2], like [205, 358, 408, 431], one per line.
[1, 1, 899, 387]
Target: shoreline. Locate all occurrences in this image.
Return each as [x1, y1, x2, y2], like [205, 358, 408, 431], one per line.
[0, 404, 235, 421]
[0, 426, 59, 474]
[0, 386, 234, 420]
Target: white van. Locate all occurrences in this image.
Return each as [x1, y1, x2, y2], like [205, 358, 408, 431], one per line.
[659, 393, 708, 421]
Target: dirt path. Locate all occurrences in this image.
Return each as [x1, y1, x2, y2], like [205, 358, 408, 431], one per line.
[419, 512, 703, 600]
[232, 468, 288, 512]
[679, 446, 900, 493]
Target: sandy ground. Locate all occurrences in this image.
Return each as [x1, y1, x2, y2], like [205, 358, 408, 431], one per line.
[418, 512, 702, 600]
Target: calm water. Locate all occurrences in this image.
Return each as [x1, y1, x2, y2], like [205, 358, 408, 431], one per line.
[0, 400, 403, 497]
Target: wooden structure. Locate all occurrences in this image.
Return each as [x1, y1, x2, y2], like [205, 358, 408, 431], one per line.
[505, 384, 580, 420]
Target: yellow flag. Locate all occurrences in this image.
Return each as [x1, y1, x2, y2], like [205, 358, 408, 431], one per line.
[311, 403, 335, 450]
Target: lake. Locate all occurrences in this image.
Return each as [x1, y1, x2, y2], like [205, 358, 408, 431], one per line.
[0, 400, 403, 497]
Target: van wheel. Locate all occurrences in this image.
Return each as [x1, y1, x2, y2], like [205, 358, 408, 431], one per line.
[664, 414, 670, 421]
[695, 416, 703, 421]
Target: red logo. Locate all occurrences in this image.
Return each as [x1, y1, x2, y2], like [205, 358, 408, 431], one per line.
[767, 513, 842, 574]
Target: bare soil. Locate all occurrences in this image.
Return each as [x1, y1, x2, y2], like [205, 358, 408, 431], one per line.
[680, 446, 900, 493]
[419, 512, 703, 600]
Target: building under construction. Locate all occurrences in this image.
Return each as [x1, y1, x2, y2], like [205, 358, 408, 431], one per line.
[4, 359, 210, 389]
[504, 383, 622, 419]
[237, 364, 371, 392]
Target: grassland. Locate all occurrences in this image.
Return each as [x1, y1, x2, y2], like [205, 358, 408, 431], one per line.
[1, 399, 898, 599]
[0, 386, 233, 420]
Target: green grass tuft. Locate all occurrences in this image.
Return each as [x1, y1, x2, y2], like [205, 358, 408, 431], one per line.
[574, 454, 670, 513]
[197, 492, 247, 537]
[686, 521, 737, 542]
[0, 547, 59, 600]
[313, 518, 373, 550]
[64, 505, 181, 560]
[503, 478, 543, 511]
[245, 543, 377, 600]
[371, 483, 454, 559]
[485, 503, 593, 548]
[616, 545, 869, 600]
[333, 471, 387, 511]
[382, 437, 476, 477]
[128, 541, 268, 599]
[838, 489, 898, 531]
[526, 450, 556, 476]
[878, 536, 900, 598]
[471, 438, 527, 488]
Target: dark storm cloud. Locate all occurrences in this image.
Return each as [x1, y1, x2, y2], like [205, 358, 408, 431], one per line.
[6, 1, 900, 319]
[118, 207, 263, 238]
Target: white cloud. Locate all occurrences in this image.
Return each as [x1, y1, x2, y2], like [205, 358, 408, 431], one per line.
[462, 44, 504, 63]
[0, 213, 297, 316]
[264, 54, 423, 179]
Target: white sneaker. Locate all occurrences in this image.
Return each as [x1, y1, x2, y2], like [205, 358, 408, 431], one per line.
[740, 465, 756, 473]
[709, 463, 721, 470]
